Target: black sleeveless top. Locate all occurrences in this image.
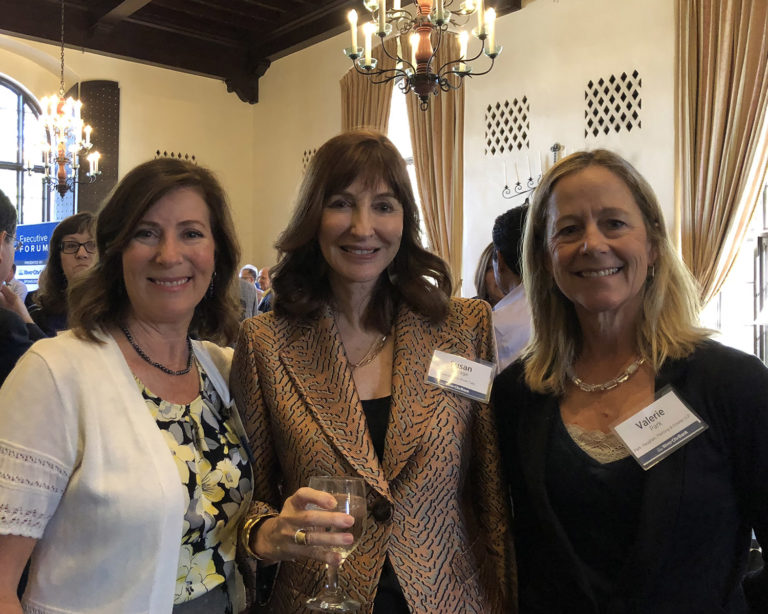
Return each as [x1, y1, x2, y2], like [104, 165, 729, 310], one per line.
[361, 396, 411, 614]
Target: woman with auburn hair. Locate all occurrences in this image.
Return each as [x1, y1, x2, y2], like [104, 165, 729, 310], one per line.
[233, 129, 513, 613]
[493, 149, 768, 613]
[0, 158, 252, 613]
[28, 211, 96, 335]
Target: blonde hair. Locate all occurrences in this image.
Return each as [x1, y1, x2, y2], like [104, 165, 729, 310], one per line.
[522, 149, 708, 395]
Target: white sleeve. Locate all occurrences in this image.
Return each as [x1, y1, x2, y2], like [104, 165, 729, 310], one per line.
[0, 348, 79, 538]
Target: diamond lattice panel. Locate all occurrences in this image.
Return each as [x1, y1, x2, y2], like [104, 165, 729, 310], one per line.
[485, 98, 530, 156]
[585, 70, 642, 138]
[302, 148, 317, 172]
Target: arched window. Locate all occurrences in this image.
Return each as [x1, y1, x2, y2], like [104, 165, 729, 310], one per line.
[0, 75, 72, 225]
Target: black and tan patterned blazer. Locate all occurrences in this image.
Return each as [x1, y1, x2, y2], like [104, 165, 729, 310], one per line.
[232, 297, 515, 613]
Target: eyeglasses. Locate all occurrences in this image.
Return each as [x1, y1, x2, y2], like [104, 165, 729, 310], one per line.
[61, 240, 97, 254]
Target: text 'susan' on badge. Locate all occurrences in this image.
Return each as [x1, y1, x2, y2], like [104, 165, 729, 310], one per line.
[426, 349, 496, 403]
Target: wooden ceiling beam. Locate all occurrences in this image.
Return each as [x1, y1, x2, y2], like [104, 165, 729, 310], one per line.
[94, 0, 154, 26]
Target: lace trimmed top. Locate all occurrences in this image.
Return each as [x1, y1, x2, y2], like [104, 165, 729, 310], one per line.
[564, 421, 631, 464]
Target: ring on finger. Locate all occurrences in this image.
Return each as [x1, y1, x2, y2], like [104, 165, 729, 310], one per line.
[294, 528, 309, 546]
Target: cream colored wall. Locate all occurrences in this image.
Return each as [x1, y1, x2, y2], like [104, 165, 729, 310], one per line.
[249, 34, 348, 269]
[0, 35, 259, 265]
[461, 0, 675, 295]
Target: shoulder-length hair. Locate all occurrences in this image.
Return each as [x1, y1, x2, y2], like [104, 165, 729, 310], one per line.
[272, 129, 452, 334]
[69, 158, 241, 345]
[35, 211, 95, 315]
[474, 242, 496, 303]
[523, 149, 708, 395]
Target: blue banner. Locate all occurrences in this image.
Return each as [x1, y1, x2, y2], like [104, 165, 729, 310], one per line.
[14, 221, 57, 291]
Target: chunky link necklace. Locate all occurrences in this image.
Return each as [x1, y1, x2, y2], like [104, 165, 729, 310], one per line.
[567, 357, 645, 393]
[120, 325, 193, 376]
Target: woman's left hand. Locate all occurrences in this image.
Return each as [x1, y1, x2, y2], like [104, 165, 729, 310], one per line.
[249, 487, 356, 565]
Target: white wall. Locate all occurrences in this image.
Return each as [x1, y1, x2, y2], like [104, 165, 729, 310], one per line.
[461, 0, 675, 295]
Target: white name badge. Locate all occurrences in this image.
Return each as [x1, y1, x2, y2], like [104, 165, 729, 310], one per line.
[426, 350, 496, 402]
[612, 389, 708, 470]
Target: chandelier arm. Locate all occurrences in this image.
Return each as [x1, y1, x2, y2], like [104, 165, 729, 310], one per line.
[352, 62, 407, 85]
[377, 34, 402, 64]
[443, 55, 496, 79]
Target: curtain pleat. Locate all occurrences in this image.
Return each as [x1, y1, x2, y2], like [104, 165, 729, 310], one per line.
[406, 32, 465, 291]
[675, 0, 768, 304]
[340, 40, 397, 132]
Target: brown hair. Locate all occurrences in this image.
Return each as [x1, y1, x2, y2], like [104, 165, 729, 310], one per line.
[69, 158, 241, 344]
[523, 149, 708, 395]
[272, 129, 452, 334]
[35, 211, 95, 315]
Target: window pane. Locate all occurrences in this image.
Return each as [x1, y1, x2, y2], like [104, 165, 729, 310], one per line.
[23, 172, 45, 224]
[0, 86, 18, 163]
[0, 168, 18, 214]
[23, 103, 46, 170]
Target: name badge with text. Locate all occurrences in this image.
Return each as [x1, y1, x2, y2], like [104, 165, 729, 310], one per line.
[612, 389, 708, 470]
[426, 350, 496, 402]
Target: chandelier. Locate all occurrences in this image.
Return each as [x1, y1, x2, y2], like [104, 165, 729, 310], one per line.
[344, 0, 501, 110]
[32, 0, 101, 198]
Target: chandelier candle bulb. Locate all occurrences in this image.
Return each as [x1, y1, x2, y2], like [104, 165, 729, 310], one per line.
[363, 22, 375, 67]
[486, 8, 496, 52]
[84, 125, 92, 147]
[477, 0, 485, 33]
[379, 0, 386, 33]
[348, 10, 358, 51]
[396, 37, 404, 71]
[458, 30, 469, 71]
[393, 0, 400, 8]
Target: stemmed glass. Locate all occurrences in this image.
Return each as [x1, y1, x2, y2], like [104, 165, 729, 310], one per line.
[305, 476, 367, 612]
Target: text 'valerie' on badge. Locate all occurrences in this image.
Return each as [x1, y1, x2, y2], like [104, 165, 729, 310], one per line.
[612, 388, 708, 470]
[426, 350, 496, 403]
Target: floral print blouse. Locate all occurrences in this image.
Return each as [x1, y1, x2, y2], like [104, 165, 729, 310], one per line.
[136, 360, 253, 607]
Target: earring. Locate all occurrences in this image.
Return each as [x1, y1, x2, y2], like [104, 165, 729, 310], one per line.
[206, 271, 216, 298]
[387, 262, 398, 285]
[647, 265, 655, 281]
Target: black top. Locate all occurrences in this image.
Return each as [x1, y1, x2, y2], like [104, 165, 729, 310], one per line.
[546, 416, 644, 609]
[361, 396, 410, 614]
[28, 303, 68, 337]
[492, 341, 768, 614]
[0, 307, 46, 385]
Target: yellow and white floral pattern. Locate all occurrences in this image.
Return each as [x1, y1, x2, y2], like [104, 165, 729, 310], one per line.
[138, 361, 252, 609]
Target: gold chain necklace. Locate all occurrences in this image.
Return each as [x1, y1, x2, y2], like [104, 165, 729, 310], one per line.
[567, 357, 645, 393]
[347, 334, 388, 369]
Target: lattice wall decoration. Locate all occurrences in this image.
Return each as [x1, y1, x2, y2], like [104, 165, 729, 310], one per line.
[585, 71, 642, 138]
[155, 150, 197, 163]
[302, 148, 317, 172]
[484, 98, 530, 156]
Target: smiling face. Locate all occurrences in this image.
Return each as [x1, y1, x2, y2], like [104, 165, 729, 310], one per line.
[317, 176, 404, 294]
[546, 164, 655, 325]
[121, 186, 215, 329]
[60, 231, 96, 282]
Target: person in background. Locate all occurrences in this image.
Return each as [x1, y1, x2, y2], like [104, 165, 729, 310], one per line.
[239, 278, 260, 321]
[493, 149, 768, 613]
[27, 212, 96, 336]
[0, 189, 45, 385]
[240, 264, 258, 286]
[491, 203, 531, 371]
[5, 265, 27, 303]
[256, 266, 273, 313]
[232, 129, 513, 613]
[0, 159, 253, 613]
[474, 243, 505, 307]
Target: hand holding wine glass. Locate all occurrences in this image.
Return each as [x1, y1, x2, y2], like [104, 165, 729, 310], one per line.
[305, 476, 367, 612]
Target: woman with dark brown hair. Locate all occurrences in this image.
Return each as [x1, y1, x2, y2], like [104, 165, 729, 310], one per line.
[233, 129, 513, 613]
[0, 158, 252, 613]
[28, 211, 96, 335]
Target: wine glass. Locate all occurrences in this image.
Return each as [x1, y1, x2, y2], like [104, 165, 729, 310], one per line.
[305, 476, 367, 612]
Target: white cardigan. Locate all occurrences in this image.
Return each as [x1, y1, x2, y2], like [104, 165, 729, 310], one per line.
[0, 330, 250, 613]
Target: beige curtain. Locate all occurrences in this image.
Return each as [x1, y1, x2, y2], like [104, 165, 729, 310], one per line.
[675, 0, 768, 304]
[340, 40, 397, 132]
[406, 32, 465, 291]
